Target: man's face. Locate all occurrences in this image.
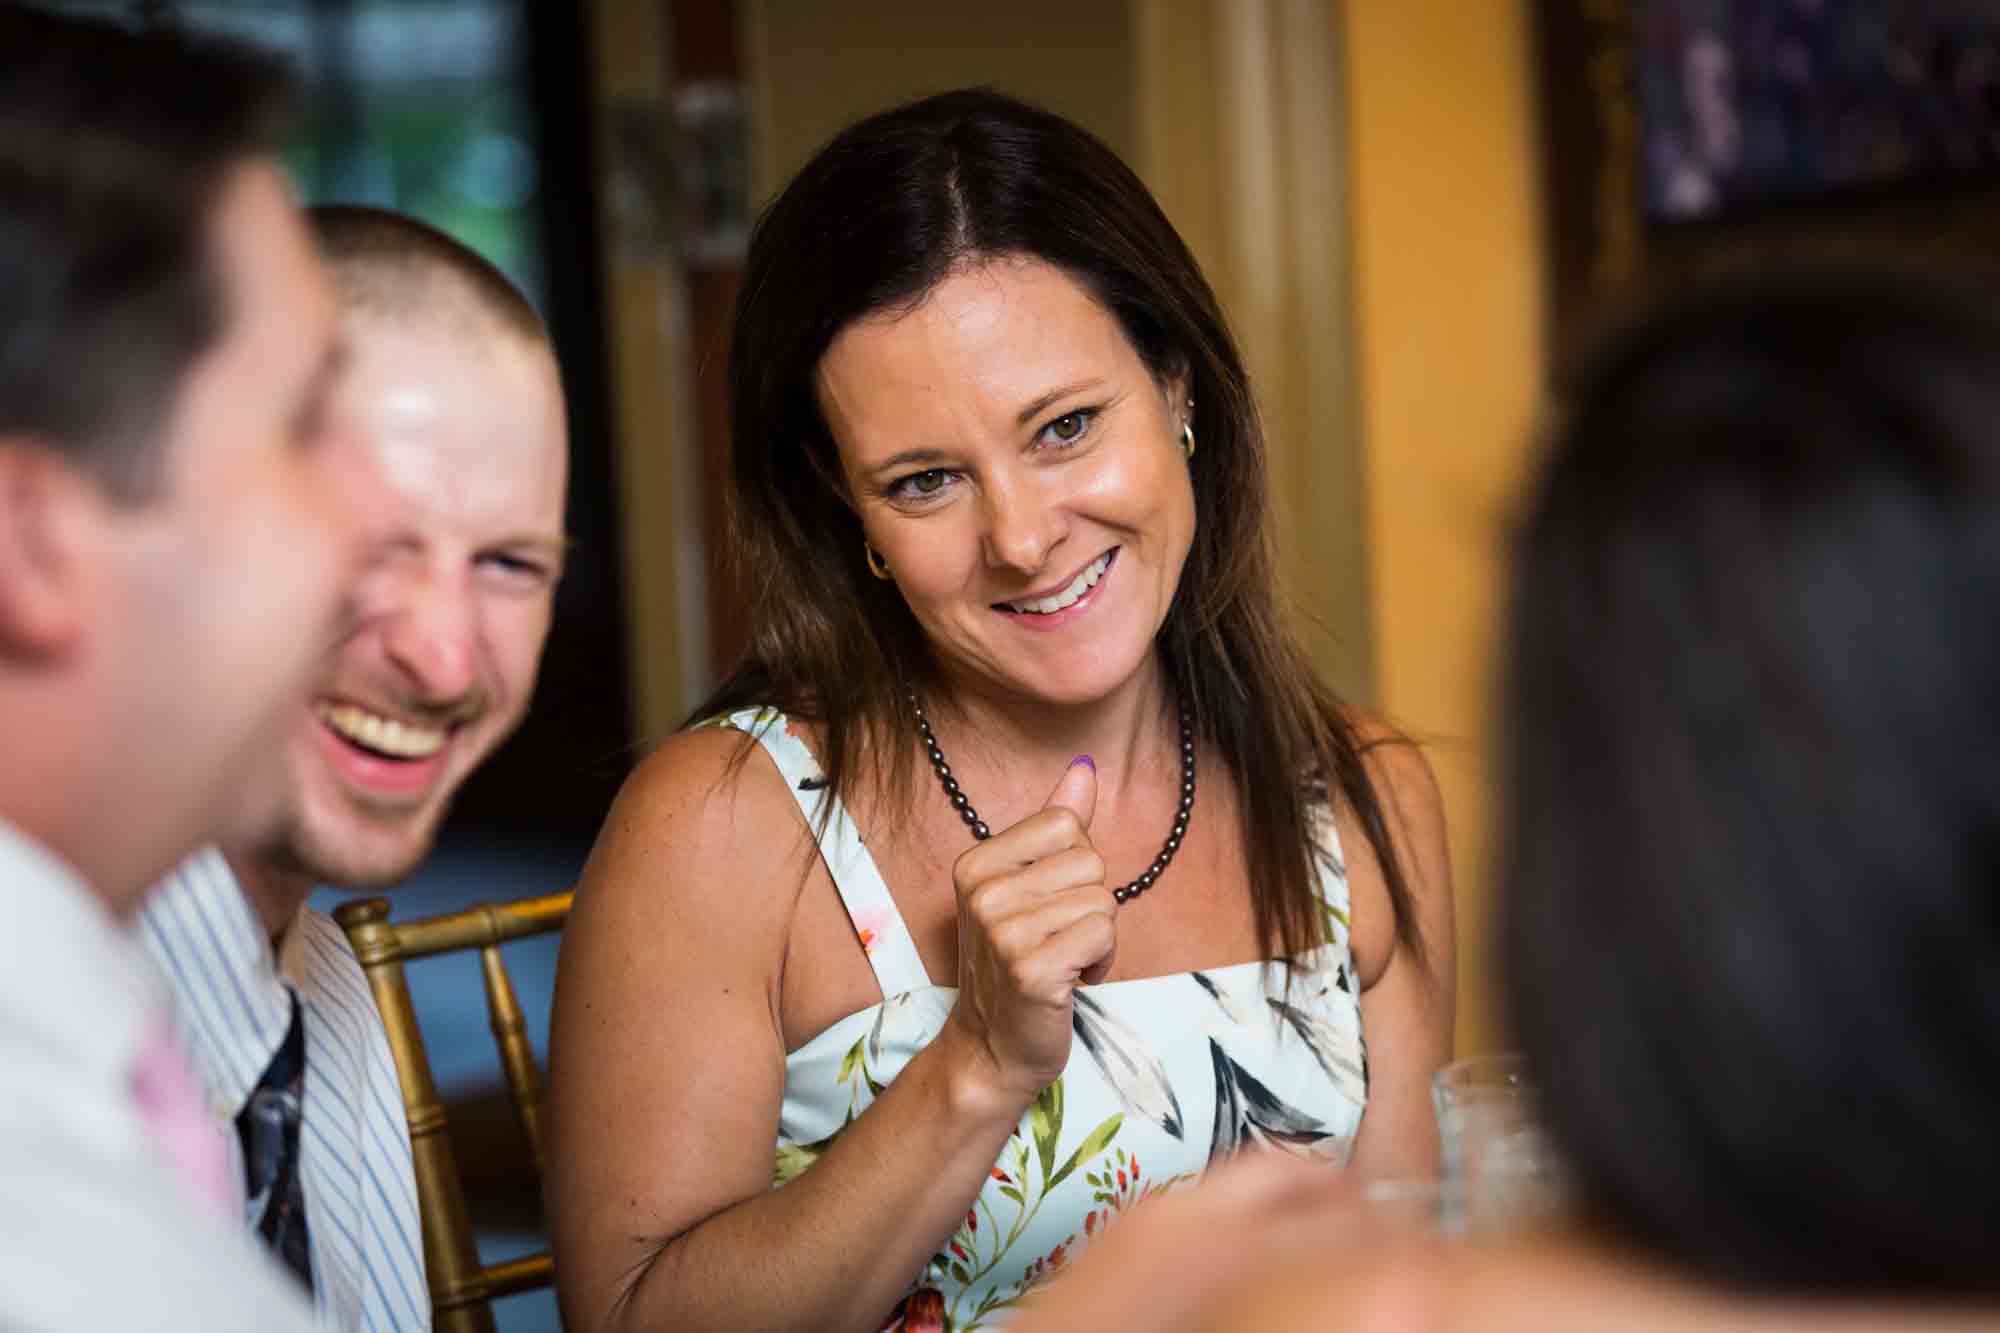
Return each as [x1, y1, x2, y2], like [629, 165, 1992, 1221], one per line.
[96, 163, 378, 868]
[260, 302, 568, 889]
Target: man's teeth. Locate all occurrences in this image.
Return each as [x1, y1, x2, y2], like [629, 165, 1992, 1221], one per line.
[1006, 552, 1110, 615]
[320, 704, 446, 759]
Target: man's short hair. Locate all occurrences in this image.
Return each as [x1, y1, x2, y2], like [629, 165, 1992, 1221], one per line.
[307, 205, 546, 344]
[0, 4, 293, 498]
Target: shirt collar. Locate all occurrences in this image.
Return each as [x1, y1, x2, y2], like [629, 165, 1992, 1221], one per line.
[137, 847, 298, 1116]
[0, 818, 159, 1089]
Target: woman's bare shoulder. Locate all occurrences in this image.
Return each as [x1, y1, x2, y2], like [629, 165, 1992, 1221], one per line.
[577, 721, 817, 923]
[1211, 1229, 2000, 1333]
[1328, 706, 1453, 984]
[1166, 1230, 1443, 1333]
[1335, 706, 1445, 835]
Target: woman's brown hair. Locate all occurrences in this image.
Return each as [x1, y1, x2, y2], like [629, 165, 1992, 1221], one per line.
[698, 88, 1419, 965]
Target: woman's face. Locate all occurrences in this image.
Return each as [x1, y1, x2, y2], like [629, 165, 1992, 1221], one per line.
[819, 256, 1196, 707]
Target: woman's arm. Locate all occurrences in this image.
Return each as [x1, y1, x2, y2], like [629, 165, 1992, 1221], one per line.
[1339, 724, 1456, 1179]
[547, 732, 1117, 1333]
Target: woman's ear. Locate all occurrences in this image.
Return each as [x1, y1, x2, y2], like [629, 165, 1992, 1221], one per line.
[0, 441, 92, 662]
[1158, 358, 1193, 424]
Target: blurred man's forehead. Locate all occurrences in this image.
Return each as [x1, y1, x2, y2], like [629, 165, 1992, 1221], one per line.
[205, 163, 338, 361]
[334, 304, 567, 532]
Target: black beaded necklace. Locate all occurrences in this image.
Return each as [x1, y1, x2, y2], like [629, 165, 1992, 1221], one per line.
[909, 687, 1195, 903]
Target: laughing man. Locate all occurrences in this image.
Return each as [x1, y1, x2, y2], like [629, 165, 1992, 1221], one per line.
[139, 206, 570, 1333]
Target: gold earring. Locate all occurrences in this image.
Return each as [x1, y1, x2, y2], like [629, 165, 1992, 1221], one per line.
[1181, 420, 1196, 459]
[865, 543, 892, 580]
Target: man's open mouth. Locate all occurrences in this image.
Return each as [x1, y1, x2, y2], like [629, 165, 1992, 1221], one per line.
[316, 702, 447, 761]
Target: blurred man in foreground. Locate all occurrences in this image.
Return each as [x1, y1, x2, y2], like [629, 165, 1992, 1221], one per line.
[0, 6, 382, 1328]
[140, 205, 570, 1332]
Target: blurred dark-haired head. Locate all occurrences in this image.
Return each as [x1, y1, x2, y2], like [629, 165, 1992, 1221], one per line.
[1500, 264, 2000, 1297]
[0, 3, 291, 496]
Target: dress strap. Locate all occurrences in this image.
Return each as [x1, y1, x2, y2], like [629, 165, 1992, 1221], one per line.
[1310, 807, 1355, 944]
[1305, 807, 1364, 1076]
[709, 708, 935, 999]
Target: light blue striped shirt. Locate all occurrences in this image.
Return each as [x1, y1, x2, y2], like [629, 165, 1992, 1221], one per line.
[139, 849, 432, 1333]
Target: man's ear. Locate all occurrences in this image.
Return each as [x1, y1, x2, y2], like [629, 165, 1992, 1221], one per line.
[0, 440, 93, 662]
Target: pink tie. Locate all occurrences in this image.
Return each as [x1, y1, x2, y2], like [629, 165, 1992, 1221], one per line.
[128, 1011, 236, 1219]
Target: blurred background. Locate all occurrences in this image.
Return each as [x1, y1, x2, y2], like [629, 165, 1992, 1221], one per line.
[44, 2, 2000, 1327]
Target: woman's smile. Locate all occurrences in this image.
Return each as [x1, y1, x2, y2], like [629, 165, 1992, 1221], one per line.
[993, 546, 1117, 627]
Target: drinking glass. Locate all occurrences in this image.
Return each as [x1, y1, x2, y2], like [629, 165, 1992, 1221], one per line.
[1431, 1053, 1567, 1235]
[1359, 1175, 1448, 1233]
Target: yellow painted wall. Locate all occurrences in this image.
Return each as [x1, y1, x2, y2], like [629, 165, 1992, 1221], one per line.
[1340, 0, 1547, 1056]
[744, 0, 1134, 203]
[1132, 1, 1375, 706]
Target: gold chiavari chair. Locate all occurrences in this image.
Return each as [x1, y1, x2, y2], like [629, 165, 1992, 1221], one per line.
[335, 891, 572, 1333]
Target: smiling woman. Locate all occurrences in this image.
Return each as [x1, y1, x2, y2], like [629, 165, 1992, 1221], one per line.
[547, 89, 1455, 1333]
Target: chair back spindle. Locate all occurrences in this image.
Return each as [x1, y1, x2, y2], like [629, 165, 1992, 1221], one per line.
[335, 892, 571, 1332]
[479, 927, 547, 1172]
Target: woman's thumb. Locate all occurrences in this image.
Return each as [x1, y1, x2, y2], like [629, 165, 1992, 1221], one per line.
[1044, 754, 1098, 829]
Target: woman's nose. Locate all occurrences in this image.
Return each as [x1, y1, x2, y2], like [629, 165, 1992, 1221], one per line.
[979, 474, 1067, 576]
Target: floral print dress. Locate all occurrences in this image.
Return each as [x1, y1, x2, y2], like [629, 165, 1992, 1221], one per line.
[719, 708, 1368, 1332]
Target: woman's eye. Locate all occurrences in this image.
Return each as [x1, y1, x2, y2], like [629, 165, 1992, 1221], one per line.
[889, 468, 956, 502]
[1047, 410, 1093, 444]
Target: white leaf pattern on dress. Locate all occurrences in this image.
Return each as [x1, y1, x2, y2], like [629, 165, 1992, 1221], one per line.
[1188, 969, 1254, 1026]
[868, 993, 922, 1068]
[1265, 994, 1368, 1105]
[1207, 1037, 1338, 1160]
[1070, 990, 1185, 1139]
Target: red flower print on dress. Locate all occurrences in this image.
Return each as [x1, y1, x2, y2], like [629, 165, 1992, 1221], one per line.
[882, 1287, 945, 1333]
[851, 903, 893, 956]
